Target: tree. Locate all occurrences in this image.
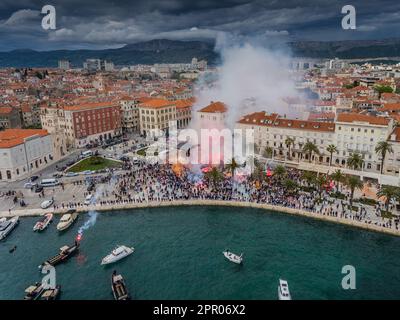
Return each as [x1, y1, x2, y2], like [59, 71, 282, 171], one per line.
[283, 179, 298, 194]
[273, 165, 286, 181]
[302, 141, 319, 163]
[344, 175, 363, 209]
[374, 84, 393, 98]
[316, 175, 328, 192]
[347, 152, 364, 170]
[377, 185, 400, 213]
[226, 157, 240, 178]
[285, 137, 295, 160]
[301, 171, 316, 187]
[205, 167, 224, 189]
[330, 169, 345, 192]
[326, 144, 338, 166]
[263, 146, 273, 159]
[375, 141, 393, 174]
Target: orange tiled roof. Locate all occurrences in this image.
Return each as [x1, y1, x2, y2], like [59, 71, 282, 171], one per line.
[0, 106, 14, 114]
[62, 101, 118, 111]
[336, 113, 390, 125]
[388, 127, 400, 142]
[0, 129, 48, 148]
[141, 99, 174, 109]
[198, 101, 227, 113]
[381, 103, 400, 112]
[238, 112, 335, 132]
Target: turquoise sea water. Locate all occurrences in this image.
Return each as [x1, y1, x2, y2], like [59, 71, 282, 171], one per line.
[0, 206, 400, 300]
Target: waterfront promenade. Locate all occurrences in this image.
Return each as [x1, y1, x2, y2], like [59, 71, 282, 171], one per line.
[1, 199, 399, 237]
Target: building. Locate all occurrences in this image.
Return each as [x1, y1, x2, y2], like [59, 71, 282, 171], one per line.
[385, 127, 400, 176]
[0, 106, 22, 129]
[197, 101, 227, 131]
[175, 99, 193, 129]
[236, 112, 335, 164]
[119, 96, 140, 133]
[139, 99, 176, 137]
[0, 129, 53, 181]
[58, 60, 71, 70]
[334, 113, 394, 172]
[41, 101, 122, 148]
[83, 59, 102, 72]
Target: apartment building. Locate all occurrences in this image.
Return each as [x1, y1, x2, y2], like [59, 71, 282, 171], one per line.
[139, 99, 176, 137]
[120, 96, 140, 133]
[0, 129, 53, 181]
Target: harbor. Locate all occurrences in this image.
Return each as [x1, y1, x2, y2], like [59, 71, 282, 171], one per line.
[1, 205, 400, 300]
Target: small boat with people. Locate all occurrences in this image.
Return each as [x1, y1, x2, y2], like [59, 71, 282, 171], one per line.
[39, 241, 79, 269]
[24, 283, 45, 300]
[40, 285, 61, 300]
[111, 270, 130, 300]
[33, 213, 53, 232]
[278, 279, 292, 300]
[9, 245, 17, 253]
[223, 250, 243, 264]
[101, 245, 134, 265]
[0, 217, 19, 240]
[56, 210, 78, 231]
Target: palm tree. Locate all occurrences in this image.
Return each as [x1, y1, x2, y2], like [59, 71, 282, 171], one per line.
[226, 157, 240, 178]
[285, 137, 295, 160]
[301, 170, 316, 187]
[283, 178, 298, 194]
[326, 144, 338, 166]
[347, 152, 364, 170]
[375, 141, 393, 174]
[205, 167, 224, 189]
[263, 146, 273, 159]
[377, 185, 400, 213]
[302, 141, 319, 163]
[273, 165, 287, 181]
[316, 174, 328, 192]
[344, 175, 363, 209]
[330, 169, 345, 192]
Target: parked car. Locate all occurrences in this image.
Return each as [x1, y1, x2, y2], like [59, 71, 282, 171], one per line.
[40, 199, 54, 209]
[30, 176, 39, 182]
[87, 183, 95, 192]
[84, 194, 94, 205]
[65, 172, 78, 177]
[53, 173, 63, 178]
[24, 182, 37, 189]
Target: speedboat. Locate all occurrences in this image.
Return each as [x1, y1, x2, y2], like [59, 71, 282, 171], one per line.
[101, 245, 134, 265]
[223, 250, 243, 264]
[24, 283, 45, 300]
[57, 211, 78, 231]
[39, 242, 80, 269]
[278, 279, 291, 300]
[111, 271, 130, 300]
[33, 213, 53, 232]
[0, 217, 19, 240]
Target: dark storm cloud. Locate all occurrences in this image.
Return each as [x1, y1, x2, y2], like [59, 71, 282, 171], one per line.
[0, 0, 400, 50]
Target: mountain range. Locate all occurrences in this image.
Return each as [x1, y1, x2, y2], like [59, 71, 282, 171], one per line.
[1, 38, 400, 68]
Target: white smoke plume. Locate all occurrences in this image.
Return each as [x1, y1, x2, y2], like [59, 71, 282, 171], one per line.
[193, 37, 300, 128]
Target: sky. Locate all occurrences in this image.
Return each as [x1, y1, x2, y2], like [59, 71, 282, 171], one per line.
[0, 0, 400, 51]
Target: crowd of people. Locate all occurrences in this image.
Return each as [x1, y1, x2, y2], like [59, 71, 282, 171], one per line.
[57, 161, 400, 232]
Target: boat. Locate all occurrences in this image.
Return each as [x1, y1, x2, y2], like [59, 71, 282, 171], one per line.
[0, 217, 19, 240]
[278, 279, 291, 300]
[39, 241, 79, 269]
[33, 213, 53, 232]
[101, 245, 134, 265]
[111, 271, 130, 300]
[40, 285, 61, 300]
[24, 283, 45, 300]
[9, 245, 17, 253]
[56, 210, 78, 231]
[223, 250, 243, 264]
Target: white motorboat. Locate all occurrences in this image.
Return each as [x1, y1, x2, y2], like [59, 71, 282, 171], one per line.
[223, 250, 243, 264]
[101, 245, 134, 265]
[278, 279, 291, 300]
[56, 210, 78, 231]
[33, 213, 53, 232]
[0, 217, 19, 240]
